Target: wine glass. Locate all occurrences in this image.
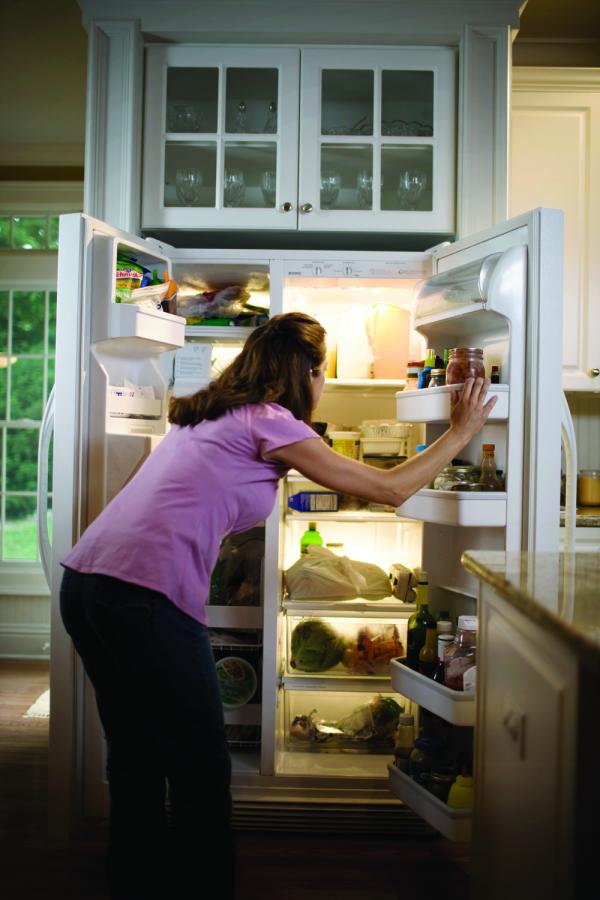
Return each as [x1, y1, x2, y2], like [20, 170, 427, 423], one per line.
[320, 170, 341, 209]
[356, 171, 373, 209]
[260, 170, 276, 207]
[397, 170, 427, 210]
[167, 102, 203, 132]
[224, 169, 245, 207]
[175, 167, 203, 205]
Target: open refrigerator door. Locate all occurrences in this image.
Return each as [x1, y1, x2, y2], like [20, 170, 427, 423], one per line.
[47, 214, 184, 835]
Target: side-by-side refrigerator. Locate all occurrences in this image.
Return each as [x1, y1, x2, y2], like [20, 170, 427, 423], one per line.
[43, 207, 575, 839]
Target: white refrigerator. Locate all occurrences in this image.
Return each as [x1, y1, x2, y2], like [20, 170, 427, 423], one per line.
[42, 207, 576, 839]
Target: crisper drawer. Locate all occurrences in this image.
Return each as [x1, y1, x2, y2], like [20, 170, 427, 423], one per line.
[286, 615, 407, 678]
[285, 689, 412, 755]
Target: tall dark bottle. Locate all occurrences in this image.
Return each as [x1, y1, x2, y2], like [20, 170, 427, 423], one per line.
[406, 571, 436, 670]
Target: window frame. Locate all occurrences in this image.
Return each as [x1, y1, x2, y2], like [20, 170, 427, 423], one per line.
[0, 182, 83, 595]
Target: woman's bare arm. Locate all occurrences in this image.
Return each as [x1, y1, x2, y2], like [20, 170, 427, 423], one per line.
[267, 377, 497, 507]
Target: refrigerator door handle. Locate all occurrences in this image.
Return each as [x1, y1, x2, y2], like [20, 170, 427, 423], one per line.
[37, 385, 55, 588]
[560, 391, 578, 555]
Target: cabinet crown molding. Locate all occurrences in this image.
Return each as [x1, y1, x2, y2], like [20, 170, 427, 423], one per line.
[512, 67, 600, 92]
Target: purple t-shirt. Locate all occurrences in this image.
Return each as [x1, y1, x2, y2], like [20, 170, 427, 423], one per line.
[62, 402, 318, 624]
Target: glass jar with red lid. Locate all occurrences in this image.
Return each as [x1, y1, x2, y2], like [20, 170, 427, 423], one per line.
[445, 348, 485, 386]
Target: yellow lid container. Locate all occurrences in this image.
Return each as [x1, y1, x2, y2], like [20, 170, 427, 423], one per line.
[447, 774, 474, 809]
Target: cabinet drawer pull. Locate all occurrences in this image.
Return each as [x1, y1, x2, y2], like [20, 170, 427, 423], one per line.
[281, 201, 293, 212]
[590, 368, 600, 378]
[300, 202, 313, 213]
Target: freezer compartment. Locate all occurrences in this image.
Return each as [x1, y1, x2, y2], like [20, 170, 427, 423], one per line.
[395, 384, 509, 423]
[388, 762, 471, 842]
[396, 489, 507, 527]
[209, 526, 264, 608]
[210, 629, 262, 710]
[285, 689, 411, 754]
[170, 261, 270, 327]
[286, 615, 407, 677]
[390, 659, 475, 726]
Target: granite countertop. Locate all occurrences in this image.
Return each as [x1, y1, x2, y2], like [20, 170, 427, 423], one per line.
[560, 507, 600, 527]
[461, 551, 600, 671]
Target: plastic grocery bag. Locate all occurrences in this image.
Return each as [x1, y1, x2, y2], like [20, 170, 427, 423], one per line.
[284, 546, 390, 600]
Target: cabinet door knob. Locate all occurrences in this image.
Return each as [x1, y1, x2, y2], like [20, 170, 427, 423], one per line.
[590, 368, 600, 378]
[300, 202, 313, 213]
[281, 201, 293, 212]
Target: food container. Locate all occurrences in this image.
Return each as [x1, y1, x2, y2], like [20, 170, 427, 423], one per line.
[360, 420, 411, 456]
[433, 465, 478, 491]
[445, 348, 485, 386]
[577, 470, 600, 506]
[329, 430, 360, 459]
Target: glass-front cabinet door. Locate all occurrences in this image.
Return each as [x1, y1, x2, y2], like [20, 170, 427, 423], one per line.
[143, 46, 300, 230]
[299, 48, 456, 233]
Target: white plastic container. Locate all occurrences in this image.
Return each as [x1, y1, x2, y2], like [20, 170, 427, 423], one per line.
[390, 658, 475, 725]
[395, 383, 509, 423]
[360, 420, 411, 456]
[388, 762, 472, 842]
[329, 431, 360, 459]
[396, 488, 507, 527]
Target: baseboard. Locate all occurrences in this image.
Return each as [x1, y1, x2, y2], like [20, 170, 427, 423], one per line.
[0, 623, 50, 659]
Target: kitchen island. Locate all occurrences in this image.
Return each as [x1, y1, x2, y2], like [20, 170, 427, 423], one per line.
[461, 551, 599, 900]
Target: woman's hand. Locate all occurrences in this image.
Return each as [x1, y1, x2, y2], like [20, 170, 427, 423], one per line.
[449, 377, 497, 442]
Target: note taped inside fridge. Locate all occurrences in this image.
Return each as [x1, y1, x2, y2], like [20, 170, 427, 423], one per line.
[172, 343, 212, 396]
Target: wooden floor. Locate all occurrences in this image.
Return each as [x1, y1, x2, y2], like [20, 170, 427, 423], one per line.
[0, 660, 471, 899]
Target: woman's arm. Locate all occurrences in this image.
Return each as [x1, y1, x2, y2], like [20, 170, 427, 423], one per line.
[267, 377, 497, 507]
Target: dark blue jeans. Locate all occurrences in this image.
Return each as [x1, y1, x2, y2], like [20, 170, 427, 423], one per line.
[60, 568, 235, 899]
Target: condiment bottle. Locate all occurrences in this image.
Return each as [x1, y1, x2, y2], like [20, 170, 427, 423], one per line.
[447, 774, 475, 809]
[393, 714, 415, 772]
[432, 634, 454, 684]
[477, 444, 503, 491]
[436, 611, 453, 635]
[418, 624, 438, 677]
[490, 365, 500, 384]
[444, 616, 478, 690]
[300, 522, 323, 556]
[406, 571, 436, 670]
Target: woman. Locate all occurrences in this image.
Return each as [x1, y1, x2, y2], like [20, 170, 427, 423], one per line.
[60, 312, 495, 899]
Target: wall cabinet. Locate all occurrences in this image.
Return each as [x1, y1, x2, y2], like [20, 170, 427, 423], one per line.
[510, 69, 600, 391]
[142, 45, 456, 233]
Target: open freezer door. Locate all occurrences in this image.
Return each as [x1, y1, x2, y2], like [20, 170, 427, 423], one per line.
[425, 207, 563, 554]
[49, 214, 183, 836]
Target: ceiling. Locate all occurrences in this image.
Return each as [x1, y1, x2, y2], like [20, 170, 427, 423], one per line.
[516, 0, 600, 40]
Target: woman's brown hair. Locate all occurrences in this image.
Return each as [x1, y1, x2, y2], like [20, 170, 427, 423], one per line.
[168, 312, 326, 427]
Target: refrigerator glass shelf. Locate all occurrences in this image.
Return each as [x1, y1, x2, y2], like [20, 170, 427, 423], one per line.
[230, 751, 260, 773]
[395, 383, 509, 423]
[396, 488, 507, 527]
[390, 658, 475, 726]
[387, 762, 472, 842]
[184, 325, 255, 340]
[286, 510, 404, 523]
[325, 378, 407, 390]
[282, 674, 392, 692]
[279, 752, 391, 777]
[283, 598, 415, 615]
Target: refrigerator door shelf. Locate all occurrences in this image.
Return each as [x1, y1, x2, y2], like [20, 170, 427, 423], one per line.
[108, 304, 185, 348]
[396, 489, 507, 527]
[390, 659, 475, 726]
[395, 384, 509, 423]
[388, 763, 471, 842]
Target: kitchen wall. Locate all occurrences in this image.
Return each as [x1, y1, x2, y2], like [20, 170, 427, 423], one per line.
[566, 393, 600, 472]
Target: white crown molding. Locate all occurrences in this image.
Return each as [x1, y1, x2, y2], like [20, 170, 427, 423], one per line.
[512, 67, 600, 92]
